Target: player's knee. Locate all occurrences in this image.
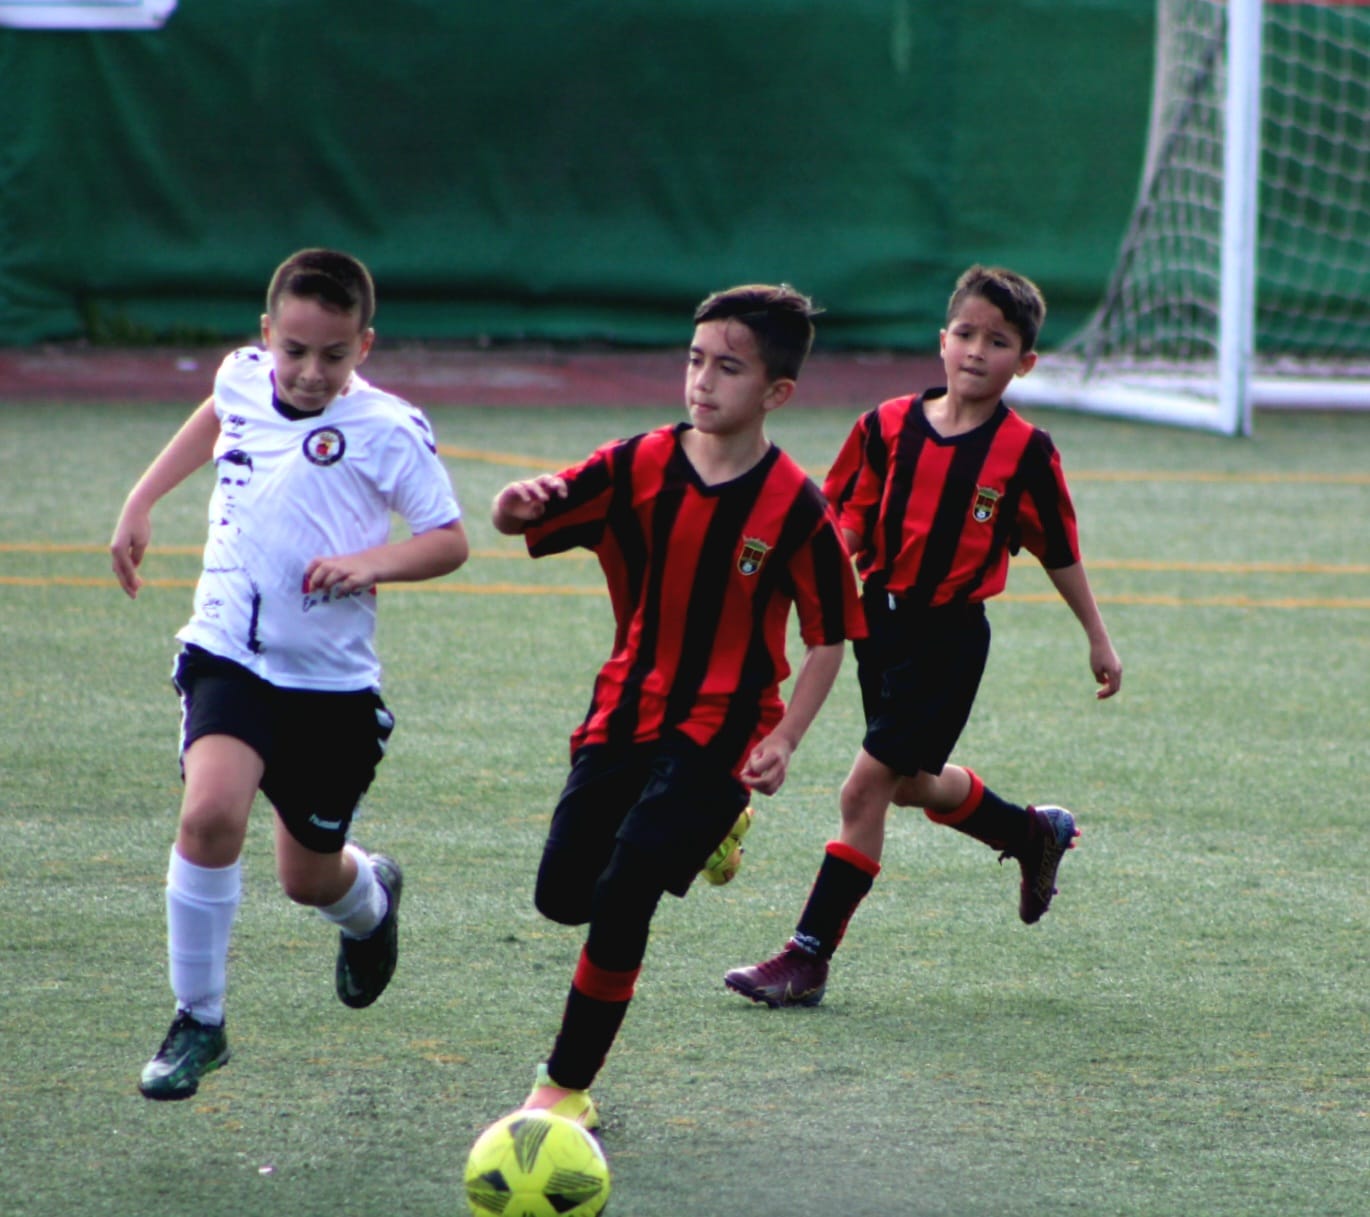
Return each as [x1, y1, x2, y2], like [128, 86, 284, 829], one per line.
[839, 772, 892, 827]
[175, 801, 246, 866]
[890, 773, 932, 808]
[534, 855, 592, 926]
[584, 844, 663, 972]
[594, 843, 664, 918]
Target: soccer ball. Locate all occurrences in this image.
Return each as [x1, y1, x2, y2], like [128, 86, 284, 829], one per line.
[464, 1109, 610, 1217]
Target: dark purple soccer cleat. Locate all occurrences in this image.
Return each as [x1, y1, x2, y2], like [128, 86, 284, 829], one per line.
[724, 939, 829, 1008]
[1009, 805, 1080, 924]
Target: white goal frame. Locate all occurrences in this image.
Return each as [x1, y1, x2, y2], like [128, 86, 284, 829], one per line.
[1009, 0, 1370, 435]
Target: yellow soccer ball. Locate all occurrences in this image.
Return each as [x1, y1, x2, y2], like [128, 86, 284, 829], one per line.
[464, 1109, 610, 1217]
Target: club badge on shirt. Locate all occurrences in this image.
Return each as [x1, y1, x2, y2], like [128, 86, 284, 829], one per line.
[972, 486, 1001, 523]
[737, 537, 771, 576]
[303, 426, 346, 466]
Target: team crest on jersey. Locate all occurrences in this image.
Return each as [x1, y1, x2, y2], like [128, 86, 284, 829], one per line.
[737, 537, 771, 576]
[972, 486, 1002, 523]
[303, 426, 346, 466]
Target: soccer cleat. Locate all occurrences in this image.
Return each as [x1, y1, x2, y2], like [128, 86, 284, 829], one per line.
[723, 939, 829, 1008]
[336, 853, 404, 1008]
[138, 1010, 230, 1101]
[701, 807, 753, 886]
[1006, 805, 1080, 924]
[523, 1062, 601, 1131]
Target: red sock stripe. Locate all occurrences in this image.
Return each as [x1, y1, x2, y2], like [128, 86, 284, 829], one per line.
[925, 768, 984, 826]
[573, 949, 640, 1003]
[825, 839, 881, 878]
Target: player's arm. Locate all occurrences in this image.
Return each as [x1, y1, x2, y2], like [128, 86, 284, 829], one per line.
[491, 475, 569, 535]
[303, 519, 470, 596]
[1045, 561, 1123, 699]
[739, 641, 845, 796]
[110, 396, 220, 599]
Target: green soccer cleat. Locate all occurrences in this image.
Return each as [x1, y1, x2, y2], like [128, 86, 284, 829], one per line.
[138, 1010, 230, 1101]
[336, 853, 404, 1008]
[701, 807, 753, 886]
[522, 1062, 601, 1131]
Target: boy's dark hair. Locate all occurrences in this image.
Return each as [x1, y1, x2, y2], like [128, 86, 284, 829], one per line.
[266, 248, 376, 331]
[947, 265, 1046, 354]
[694, 283, 820, 381]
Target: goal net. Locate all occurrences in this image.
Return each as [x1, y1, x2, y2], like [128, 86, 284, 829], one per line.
[1008, 0, 1370, 435]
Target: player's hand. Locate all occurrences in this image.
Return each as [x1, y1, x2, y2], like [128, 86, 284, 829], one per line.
[303, 553, 379, 598]
[493, 476, 568, 526]
[1091, 639, 1123, 699]
[110, 507, 152, 599]
[740, 734, 795, 796]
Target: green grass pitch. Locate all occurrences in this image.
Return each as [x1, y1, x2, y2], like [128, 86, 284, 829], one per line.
[1, 399, 1366, 1216]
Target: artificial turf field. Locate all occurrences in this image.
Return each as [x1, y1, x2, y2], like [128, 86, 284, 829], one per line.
[1, 390, 1365, 1216]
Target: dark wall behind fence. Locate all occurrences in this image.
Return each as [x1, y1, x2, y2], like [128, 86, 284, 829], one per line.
[0, 1, 1153, 351]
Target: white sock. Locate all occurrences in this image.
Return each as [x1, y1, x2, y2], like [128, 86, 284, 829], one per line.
[318, 843, 387, 939]
[166, 848, 241, 1026]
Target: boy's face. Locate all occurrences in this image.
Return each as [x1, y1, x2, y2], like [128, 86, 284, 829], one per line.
[939, 294, 1036, 406]
[261, 292, 374, 413]
[685, 319, 792, 437]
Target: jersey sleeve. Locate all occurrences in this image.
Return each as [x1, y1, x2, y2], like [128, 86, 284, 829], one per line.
[379, 406, 463, 533]
[212, 347, 270, 417]
[524, 440, 620, 557]
[821, 407, 885, 550]
[1012, 429, 1081, 569]
[789, 501, 868, 647]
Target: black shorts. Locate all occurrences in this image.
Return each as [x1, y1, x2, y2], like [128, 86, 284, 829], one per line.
[540, 735, 750, 902]
[853, 591, 990, 778]
[172, 645, 395, 853]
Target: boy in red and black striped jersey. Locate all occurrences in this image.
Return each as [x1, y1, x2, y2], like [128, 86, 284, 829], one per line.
[725, 265, 1123, 1009]
[489, 284, 866, 1125]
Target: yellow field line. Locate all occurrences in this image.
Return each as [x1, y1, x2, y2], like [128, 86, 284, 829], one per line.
[4, 574, 1366, 610]
[6, 542, 1364, 578]
[438, 444, 564, 471]
[1086, 558, 1370, 575]
[1068, 469, 1370, 485]
[999, 590, 1370, 610]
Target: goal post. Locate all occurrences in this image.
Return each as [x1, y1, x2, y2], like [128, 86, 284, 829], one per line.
[1008, 0, 1370, 436]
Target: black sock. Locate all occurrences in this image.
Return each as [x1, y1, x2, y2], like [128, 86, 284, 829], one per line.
[546, 990, 629, 1091]
[926, 771, 1030, 853]
[545, 949, 638, 1091]
[793, 843, 880, 960]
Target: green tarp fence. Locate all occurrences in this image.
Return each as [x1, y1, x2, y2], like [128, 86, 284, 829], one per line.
[0, 1, 1154, 350]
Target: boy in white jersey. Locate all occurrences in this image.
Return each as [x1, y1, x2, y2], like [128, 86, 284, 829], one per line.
[110, 249, 469, 1100]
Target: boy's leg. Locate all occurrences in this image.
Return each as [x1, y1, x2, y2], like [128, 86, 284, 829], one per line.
[519, 747, 652, 1127]
[328, 846, 404, 1009]
[525, 839, 664, 1129]
[922, 767, 1080, 924]
[263, 687, 402, 1007]
[527, 740, 742, 1119]
[726, 597, 989, 1005]
[724, 750, 890, 1007]
[534, 746, 647, 928]
[141, 734, 257, 1100]
[273, 823, 403, 1009]
[524, 948, 644, 1130]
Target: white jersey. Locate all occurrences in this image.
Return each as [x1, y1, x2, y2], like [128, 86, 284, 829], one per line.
[177, 347, 461, 691]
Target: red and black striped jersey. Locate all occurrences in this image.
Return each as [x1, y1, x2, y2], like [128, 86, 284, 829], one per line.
[526, 424, 865, 770]
[823, 391, 1080, 607]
